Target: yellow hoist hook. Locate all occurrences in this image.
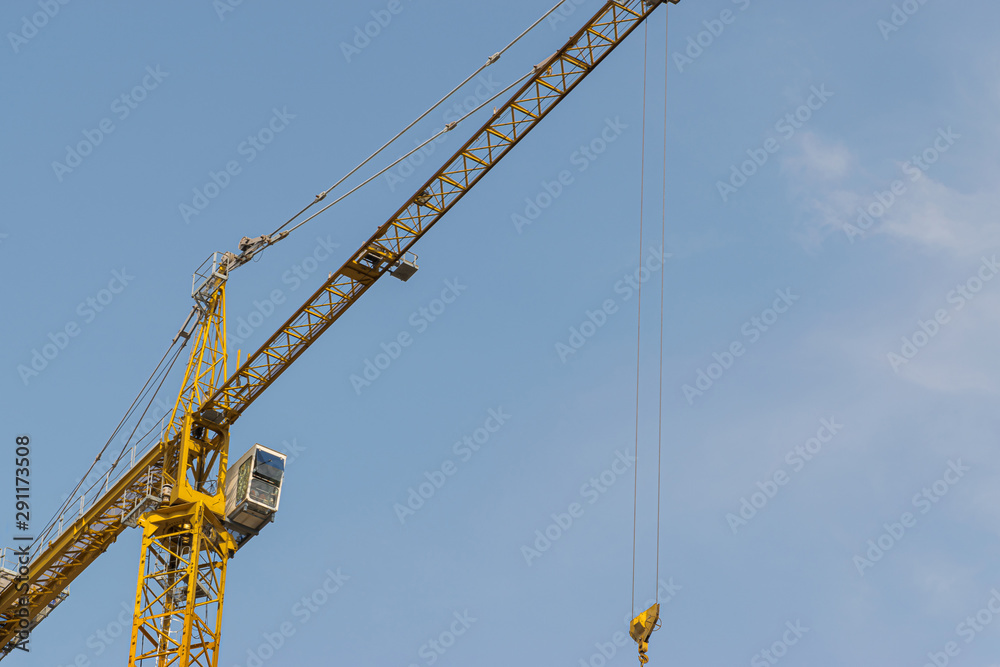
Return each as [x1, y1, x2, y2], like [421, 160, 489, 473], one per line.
[629, 603, 661, 665]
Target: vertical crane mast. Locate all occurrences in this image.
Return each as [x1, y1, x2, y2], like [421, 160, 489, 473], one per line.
[0, 0, 680, 661]
[130, 257, 235, 666]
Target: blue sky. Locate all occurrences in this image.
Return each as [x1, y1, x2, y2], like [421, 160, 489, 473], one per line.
[2, 0, 1000, 665]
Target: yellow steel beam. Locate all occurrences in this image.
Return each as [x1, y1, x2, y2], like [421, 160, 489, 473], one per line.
[0, 0, 680, 657]
[203, 0, 671, 425]
[0, 284, 229, 655]
[0, 443, 166, 653]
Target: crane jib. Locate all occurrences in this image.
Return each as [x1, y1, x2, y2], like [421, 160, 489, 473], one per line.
[0, 0, 680, 657]
[202, 0, 676, 425]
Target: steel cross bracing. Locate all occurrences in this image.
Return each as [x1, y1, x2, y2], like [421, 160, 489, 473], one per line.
[203, 0, 673, 425]
[0, 274, 234, 655]
[0, 0, 677, 657]
[128, 284, 234, 667]
[0, 445, 166, 656]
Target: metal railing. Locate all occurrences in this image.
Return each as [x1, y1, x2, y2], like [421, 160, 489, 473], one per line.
[30, 421, 167, 560]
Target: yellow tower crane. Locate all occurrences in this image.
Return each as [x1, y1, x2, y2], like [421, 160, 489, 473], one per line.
[0, 0, 680, 664]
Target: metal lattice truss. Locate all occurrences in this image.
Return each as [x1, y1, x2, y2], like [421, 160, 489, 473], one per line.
[0, 448, 165, 655]
[0, 0, 676, 658]
[0, 290, 229, 652]
[130, 503, 231, 667]
[168, 289, 229, 443]
[205, 0, 667, 423]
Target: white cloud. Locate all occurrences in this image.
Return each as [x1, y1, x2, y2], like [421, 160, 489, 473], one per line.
[781, 131, 852, 182]
[909, 557, 981, 615]
[781, 131, 1000, 259]
[886, 291, 1000, 394]
[872, 176, 1000, 258]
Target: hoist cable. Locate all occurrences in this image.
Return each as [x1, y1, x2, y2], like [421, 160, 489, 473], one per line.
[34, 0, 571, 544]
[34, 331, 188, 548]
[108, 339, 187, 473]
[276, 71, 534, 239]
[655, 6, 670, 599]
[267, 0, 570, 239]
[631, 18, 650, 621]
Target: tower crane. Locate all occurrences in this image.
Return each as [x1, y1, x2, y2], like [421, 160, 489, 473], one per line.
[0, 1, 680, 664]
